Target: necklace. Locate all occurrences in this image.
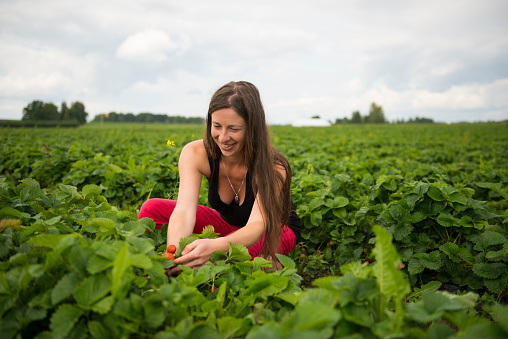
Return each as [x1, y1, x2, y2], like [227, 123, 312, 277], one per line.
[222, 158, 247, 202]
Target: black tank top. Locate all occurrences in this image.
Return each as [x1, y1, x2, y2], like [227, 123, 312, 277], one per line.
[206, 153, 301, 243]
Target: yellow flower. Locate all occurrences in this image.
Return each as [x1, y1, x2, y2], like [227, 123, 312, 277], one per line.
[167, 140, 175, 147]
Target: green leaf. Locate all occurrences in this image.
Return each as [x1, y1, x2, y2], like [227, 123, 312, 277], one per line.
[51, 272, 80, 305]
[108, 163, 124, 173]
[276, 253, 296, 269]
[423, 291, 462, 312]
[87, 253, 113, 275]
[297, 288, 338, 307]
[372, 226, 410, 299]
[308, 197, 325, 211]
[50, 304, 85, 339]
[127, 236, 155, 255]
[394, 223, 412, 241]
[439, 243, 461, 263]
[406, 281, 442, 302]
[473, 231, 507, 251]
[0, 207, 23, 219]
[89, 218, 118, 238]
[465, 273, 484, 290]
[310, 210, 322, 226]
[414, 251, 441, 270]
[217, 316, 249, 338]
[411, 211, 427, 223]
[283, 302, 341, 331]
[389, 204, 410, 222]
[476, 182, 508, 199]
[227, 243, 252, 262]
[130, 253, 153, 269]
[436, 213, 457, 227]
[484, 272, 508, 294]
[460, 215, 474, 227]
[486, 249, 506, 261]
[427, 185, 444, 201]
[243, 274, 289, 299]
[490, 304, 508, 333]
[74, 273, 112, 306]
[449, 192, 468, 205]
[69, 244, 93, 278]
[472, 262, 507, 279]
[407, 194, 420, 209]
[111, 244, 131, 299]
[244, 323, 283, 339]
[88, 321, 110, 339]
[82, 184, 102, 197]
[458, 247, 474, 264]
[412, 182, 429, 195]
[334, 196, 349, 208]
[371, 225, 410, 330]
[120, 221, 146, 237]
[91, 295, 114, 314]
[27, 234, 67, 248]
[58, 183, 82, 200]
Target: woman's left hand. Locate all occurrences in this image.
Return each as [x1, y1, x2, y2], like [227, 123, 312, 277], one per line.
[166, 238, 224, 276]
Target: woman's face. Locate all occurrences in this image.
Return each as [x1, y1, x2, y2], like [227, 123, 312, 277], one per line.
[211, 108, 246, 158]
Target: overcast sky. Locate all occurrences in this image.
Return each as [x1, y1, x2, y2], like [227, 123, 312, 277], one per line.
[1, 0, 507, 124]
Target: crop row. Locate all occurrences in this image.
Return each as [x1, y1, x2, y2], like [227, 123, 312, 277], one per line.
[1, 123, 507, 337]
[1, 178, 507, 337]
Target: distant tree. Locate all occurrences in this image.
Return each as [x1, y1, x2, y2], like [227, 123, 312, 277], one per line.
[22, 100, 44, 121]
[67, 101, 88, 124]
[351, 110, 362, 124]
[334, 117, 350, 124]
[311, 115, 321, 119]
[22, 100, 59, 121]
[413, 116, 434, 124]
[125, 113, 135, 122]
[366, 103, 386, 123]
[60, 102, 70, 120]
[93, 112, 205, 124]
[40, 103, 60, 120]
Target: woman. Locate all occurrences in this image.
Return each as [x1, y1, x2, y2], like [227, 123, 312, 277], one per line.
[138, 81, 301, 274]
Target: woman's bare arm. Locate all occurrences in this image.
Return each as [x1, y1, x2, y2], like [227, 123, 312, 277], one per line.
[166, 140, 208, 249]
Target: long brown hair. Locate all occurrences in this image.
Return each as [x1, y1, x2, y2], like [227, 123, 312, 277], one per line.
[204, 81, 292, 261]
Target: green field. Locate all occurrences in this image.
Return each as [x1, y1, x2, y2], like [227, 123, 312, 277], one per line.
[1, 122, 508, 337]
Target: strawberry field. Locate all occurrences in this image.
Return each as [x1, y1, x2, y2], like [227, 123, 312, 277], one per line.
[1, 122, 508, 338]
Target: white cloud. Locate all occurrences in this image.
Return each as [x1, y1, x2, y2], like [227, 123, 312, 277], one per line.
[116, 29, 182, 62]
[0, 41, 97, 98]
[0, 0, 507, 123]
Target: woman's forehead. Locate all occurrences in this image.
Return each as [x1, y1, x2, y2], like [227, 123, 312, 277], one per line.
[211, 108, 245, 125]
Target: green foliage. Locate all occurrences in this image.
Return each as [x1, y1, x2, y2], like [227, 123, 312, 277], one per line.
[1, 122, 507, 337]
[93, 111, 204, 124]
[22, 100, 87, 124]
[2, 184, 505, 338]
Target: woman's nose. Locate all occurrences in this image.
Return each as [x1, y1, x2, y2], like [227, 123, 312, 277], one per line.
[218, 130, 229, 142]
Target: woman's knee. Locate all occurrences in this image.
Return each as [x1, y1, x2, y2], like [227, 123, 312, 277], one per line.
[138, 198, 176, 228]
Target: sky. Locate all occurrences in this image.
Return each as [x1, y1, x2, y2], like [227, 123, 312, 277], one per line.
[1, 0, 507, 124]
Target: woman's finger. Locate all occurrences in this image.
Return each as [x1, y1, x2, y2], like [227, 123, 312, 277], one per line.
[181, 239, 201, 256]
[166, 266, 182, 276]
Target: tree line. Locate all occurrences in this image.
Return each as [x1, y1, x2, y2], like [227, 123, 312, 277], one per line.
[333, 102, 434, 124]
[92, 112, 204, 124]
[22, 100, 88, 125]
[19, 100, 205, 125]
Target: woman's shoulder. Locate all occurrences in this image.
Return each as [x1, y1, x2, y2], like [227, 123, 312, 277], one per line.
[180, 140, 211, 176]
[182, 139, 207, 153]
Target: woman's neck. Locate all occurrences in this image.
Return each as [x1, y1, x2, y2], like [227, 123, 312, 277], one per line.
[221, 153, 245, 168]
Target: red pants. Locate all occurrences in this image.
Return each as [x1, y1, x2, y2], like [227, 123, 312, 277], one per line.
[138, 198, 296, 258]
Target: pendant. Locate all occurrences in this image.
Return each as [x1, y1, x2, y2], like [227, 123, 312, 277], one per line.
[234, 195, 239, 202]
